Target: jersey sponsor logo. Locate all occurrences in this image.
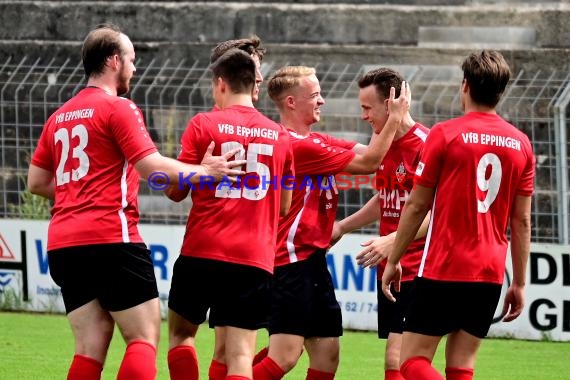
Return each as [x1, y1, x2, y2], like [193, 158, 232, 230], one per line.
[0, 233, 15, 260]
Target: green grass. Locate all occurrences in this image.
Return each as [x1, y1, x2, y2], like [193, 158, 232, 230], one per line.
[1, 311, 569, 379]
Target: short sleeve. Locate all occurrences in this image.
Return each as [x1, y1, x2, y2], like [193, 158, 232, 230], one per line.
[178, 114, 207, 165]
[516, 135, 535, 196]
[414, 123, 446, 188]
[282, 131, 295, 179]
[293, 137, 356, 177]
[109, 99, 157, 164]
[30, 117, 55, 171]
[326, 134, 358, 151]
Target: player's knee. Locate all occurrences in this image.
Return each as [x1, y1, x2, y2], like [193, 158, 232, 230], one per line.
[272, 348, 303, 373]
[307, 346, 339, 372]
[384, 347, 400, 370]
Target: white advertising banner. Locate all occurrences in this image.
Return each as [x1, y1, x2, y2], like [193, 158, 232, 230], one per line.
[0, 220, 568, 341]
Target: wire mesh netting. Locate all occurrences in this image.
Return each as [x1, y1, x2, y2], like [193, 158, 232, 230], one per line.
[1, 57, 568, 243]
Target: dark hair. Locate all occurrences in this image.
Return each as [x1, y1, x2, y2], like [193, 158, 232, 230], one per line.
[210, 35, 266, 63]
[461, 50, 511, 108]
[358, 67, 405, 99]
[81, 23, 124, 79]
[210, 49, 256, 94]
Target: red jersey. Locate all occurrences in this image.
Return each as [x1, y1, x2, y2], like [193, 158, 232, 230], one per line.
[31, 87, 157, 250]
[275, 131, 356, 266]
[376, 123, 429, 282]
[178, 105, 294, 273]
[415, 112, 535, 284]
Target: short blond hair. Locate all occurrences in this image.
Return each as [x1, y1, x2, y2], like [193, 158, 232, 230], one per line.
[267, 66, 316, 107]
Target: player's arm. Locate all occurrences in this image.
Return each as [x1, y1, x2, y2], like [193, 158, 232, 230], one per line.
[502, 194, 532, 322]
[27, 164, 55, 200]
[382, 184, 434, 301]
[331, 195, 380, 246]
[343, 83, 409, 174]
[351, 130, 380, 155]
[356, 210, 430, 268]
[135, 142, 245, 184]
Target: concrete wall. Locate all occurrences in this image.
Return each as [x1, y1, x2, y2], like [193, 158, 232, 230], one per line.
[0, 2, 569, 47]
[0, 1, 568, 72]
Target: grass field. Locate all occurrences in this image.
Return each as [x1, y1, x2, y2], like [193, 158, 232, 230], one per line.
[1, 311, 569, 379]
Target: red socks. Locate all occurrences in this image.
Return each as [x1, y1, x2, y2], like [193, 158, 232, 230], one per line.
[306, 368, 335, 380]
[385, 369, 405, 380]
[208, 359, 228, 380]
[253, 347, 269, 365]
[445, 367, 474, 380]
[167, 345, 199, 380]
[253, 357, 285, 380]
[400, 356, 444, 380]
[67, 354, 103, 380]
[117, 340, 157, 380]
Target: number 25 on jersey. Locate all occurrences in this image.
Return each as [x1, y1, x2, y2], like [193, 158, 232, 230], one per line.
[214, 141, 274, 201]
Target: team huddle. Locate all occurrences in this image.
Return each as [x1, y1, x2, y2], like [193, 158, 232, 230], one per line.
[27, 23, 534, 380]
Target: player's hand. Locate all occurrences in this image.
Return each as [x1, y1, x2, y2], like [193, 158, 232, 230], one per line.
[387, 81, 411, 120]
[381, 261, 402, 302]
[329, 221, 344, 247]
[356, 235, 394, 268]
[501, 284, 525, 322]
[201, 141, 246, 182]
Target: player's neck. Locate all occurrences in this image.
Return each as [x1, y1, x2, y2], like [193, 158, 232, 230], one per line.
[221, 93, 254, 109]
[464, 98, 497, 114]
[280, 114, 311, 136]
[86, 78, 117, 96]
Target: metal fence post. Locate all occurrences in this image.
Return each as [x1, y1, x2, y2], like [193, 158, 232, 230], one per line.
[553, 82, 570, 244]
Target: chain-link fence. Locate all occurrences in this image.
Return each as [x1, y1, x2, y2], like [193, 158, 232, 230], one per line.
[1, 57, 568, 243]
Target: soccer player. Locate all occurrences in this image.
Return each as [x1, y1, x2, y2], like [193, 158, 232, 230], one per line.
[382, 50, 535, 380]
[210, 35, 266, 102]
[252, 66, 409, 380]
[330, 68, 431, 380]
[206, 35, 269, 379]
[26, 23, 244, 380]
[164, 49, 294, 380]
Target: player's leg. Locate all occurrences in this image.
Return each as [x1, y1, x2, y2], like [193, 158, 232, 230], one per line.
[384, 333, 403, 380]
[209, 327, 228, 380]
[224, 326, 258, 378]
[399, 278, 454, 380]
[100, 243, 161, 380]
[304, 251, 342, 380]
[112, 299, 161, 380]
[48, 247, 113, 380]
[253, 259, 311, 379]
[444, 330, 481, 380]
[67, 300, 114, 380]
[304, 337, 339, 378]
[377, 279, 414, 380]
[444, 281, 501, 380]
[399, 332, 443, 380]
[261, 333, 305, 375]
[167, 309, 201, 380]
[167, 256, 213, 380]
[212, 260, 271, 380]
